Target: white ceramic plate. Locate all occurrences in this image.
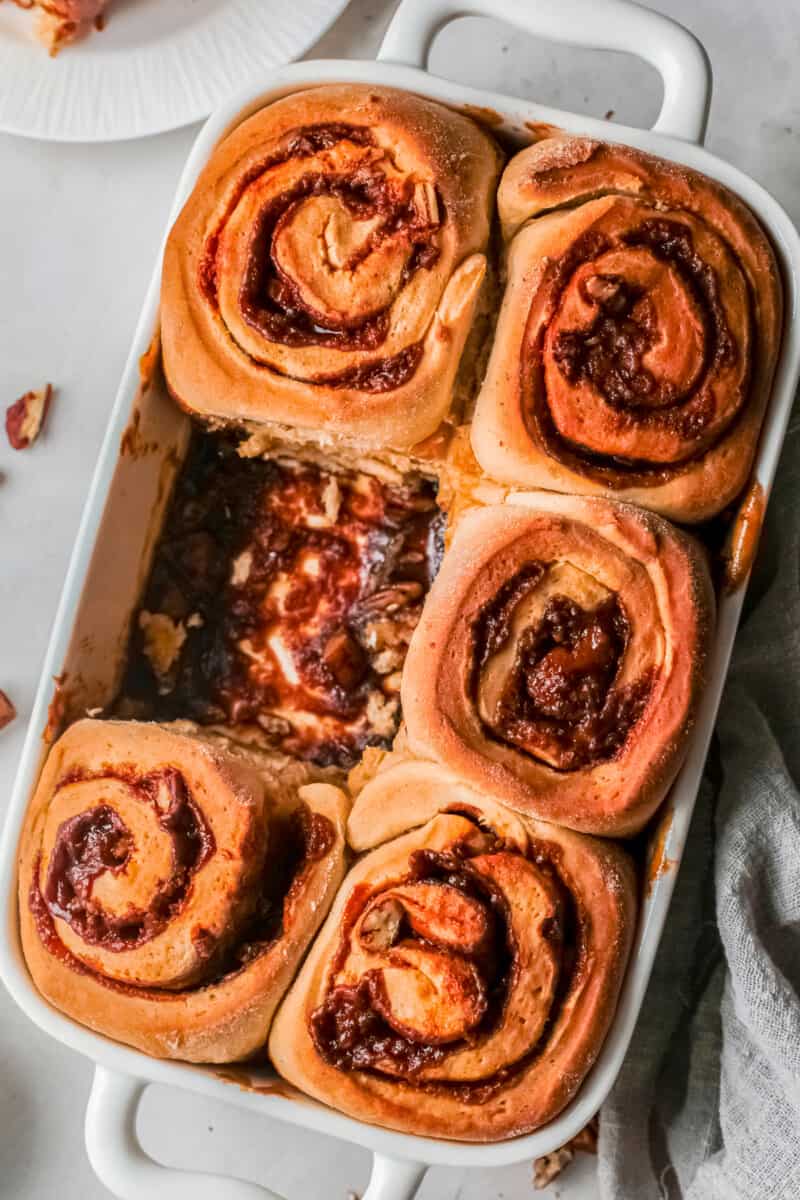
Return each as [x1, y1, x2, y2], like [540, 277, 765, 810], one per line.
[0, 0, 350, 142]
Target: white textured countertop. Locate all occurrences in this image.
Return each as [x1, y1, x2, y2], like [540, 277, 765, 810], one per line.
[0, 1, 797, 1196]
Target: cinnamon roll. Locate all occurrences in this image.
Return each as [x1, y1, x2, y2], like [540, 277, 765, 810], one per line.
[401, 493, 714, 836]
[161, 85, 501, 454]
[269, 759, 636, 1141]
[471, 137, 782, 522]
[18, 720, 348, 1062]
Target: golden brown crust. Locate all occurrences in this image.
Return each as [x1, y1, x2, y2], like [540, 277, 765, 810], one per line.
[18, 720, 349, 1063]
[471, 136, 782, 522]
[400, 493, 714, 836]
[270, 760, 636, 1141]
[161, 85, 502, 455]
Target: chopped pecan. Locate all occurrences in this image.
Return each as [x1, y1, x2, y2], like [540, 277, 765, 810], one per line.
[533, 1116, 598, 1189]
[533, 1147, 574, 1189]
[138, 611, 186, 683]
[570, 1115, 599, 1154]
[365, 690, 399, 739]
[0, 690, 16, 732]
[256, 713, 292, 738]
[360, 898, 404, 950]
[371, 647, 404, 675]
[584, 274, 626, 312]
[382, 670, 403, 695]
[230, 549, 254, 586]
[413, 181, 440, 226]
[360, 582, 423, 614]
[323, 629, 367, 689]
[321, 476, 342, 524]
[5, 384, 52, 450]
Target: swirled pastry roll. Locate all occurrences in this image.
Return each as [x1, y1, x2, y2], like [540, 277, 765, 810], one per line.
[400, 493, 714, 836]
[19, 720, 348, 1062]
[269, 759, 635, 1141]
[471, 137, 782, 522]
[161, 85, 501, 454]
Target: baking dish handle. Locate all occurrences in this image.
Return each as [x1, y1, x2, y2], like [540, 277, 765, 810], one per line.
[85, 1066, 426, 1200]
[377, 0, 711, 143]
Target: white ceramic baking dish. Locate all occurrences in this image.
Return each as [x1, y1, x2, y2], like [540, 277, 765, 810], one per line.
[2, 2, 799, 1197]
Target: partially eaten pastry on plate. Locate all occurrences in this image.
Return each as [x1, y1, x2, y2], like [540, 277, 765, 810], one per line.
[10, 0, 109, 52]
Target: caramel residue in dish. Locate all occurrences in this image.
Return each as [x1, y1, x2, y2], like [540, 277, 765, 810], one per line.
[523, 120, 565, 142]
[119, 409, 141, 457]
[722, 479, 766, 594]
[436, 425, 508, 538]
[138, 330, 161, 389]
[410, 422, 454, 463]
[459, 103, 505, 129]
[43, 673, 67, 744]
[645, 803, 676, 898]
[154, 444, 184, 510]
[119, 406, 161, 459]
[213, 1068, 309, 1103]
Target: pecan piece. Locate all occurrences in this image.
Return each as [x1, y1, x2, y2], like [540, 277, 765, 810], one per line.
[533, 1147, 574, 1190]
[5, 384, 52, 450]
[360, 582, 423, 615]
[138, 611, 187, 686]
[360, 898, 404, 951]
[323, 629, 367, 689]
[533, 1116, 598, 1189]
[0, 690, 16, 732]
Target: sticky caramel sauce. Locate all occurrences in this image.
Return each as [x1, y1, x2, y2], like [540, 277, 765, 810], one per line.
[43, 767, 213, 951]
[525, 219, 743, 488]
[309, 829, 583, 1102]
[472, 569, 651, 769]
[30, 795, 334, 995]
[722, 479, 766, 593]
[644, 803, 676, 898]
[44, 673, 67, 745]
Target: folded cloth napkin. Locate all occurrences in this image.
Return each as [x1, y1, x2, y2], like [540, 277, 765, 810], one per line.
[599, 402, 800, 1200]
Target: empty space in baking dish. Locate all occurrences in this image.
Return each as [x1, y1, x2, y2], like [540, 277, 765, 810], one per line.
[43, 360, 446, 773]
[116, 431, 443, 768]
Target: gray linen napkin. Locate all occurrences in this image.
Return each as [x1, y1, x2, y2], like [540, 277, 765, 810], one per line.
[598, 401, 800, 1200]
